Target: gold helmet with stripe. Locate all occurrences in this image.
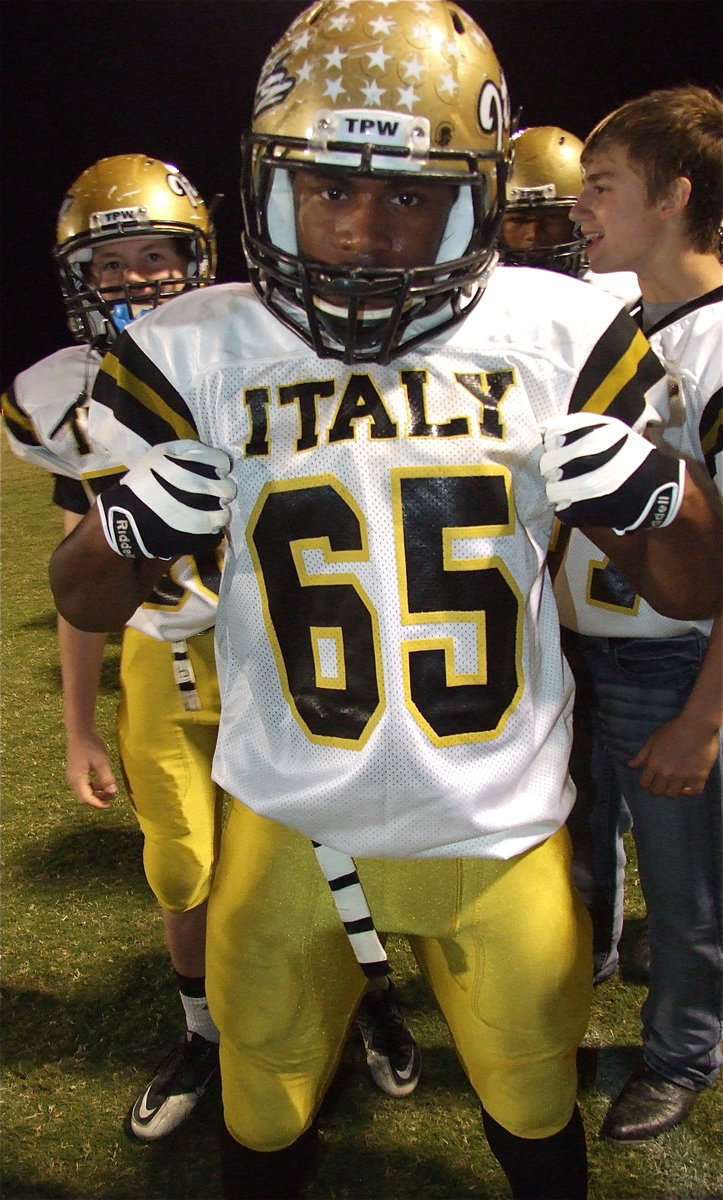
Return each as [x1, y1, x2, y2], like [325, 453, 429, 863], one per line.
[499, 126, 586, 275]
[55, 154, 217, 348]
[241, 0, 511, 363]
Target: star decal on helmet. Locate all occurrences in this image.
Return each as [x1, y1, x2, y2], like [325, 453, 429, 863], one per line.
[328, 11, 354, 33]
[367, 47, 392, 70]
[401, 56, 424, 82]
[361, 81, 387, 106]
[323, 47, 346, 71]
[323, 77, 346, 103]
[438, 74, 459, 98]
[369, 15, 396, 35]
[396, 85, 420, 113]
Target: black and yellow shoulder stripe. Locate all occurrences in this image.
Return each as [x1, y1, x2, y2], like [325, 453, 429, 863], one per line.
[94, 337, 199, 445]
[1, 384, 42, 448]
[700, 386, 722, 483]
[568, 309, 665, 426]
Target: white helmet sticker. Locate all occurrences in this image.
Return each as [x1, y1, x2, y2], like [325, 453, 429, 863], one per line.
[478, 78, 509, 151]
[310, 109, 431, 169]
[167, 171, 201, 206]
[89, 206, 149, 229]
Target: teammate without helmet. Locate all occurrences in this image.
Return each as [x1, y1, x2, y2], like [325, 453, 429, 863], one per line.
[499, 126, 587, 275]
[49, 4, 722, 1198]
[55, 153, 217, 348]
[557, 83, 723, 1145]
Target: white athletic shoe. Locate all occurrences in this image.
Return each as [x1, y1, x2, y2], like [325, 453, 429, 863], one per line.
[129, 1032, 219, 1140]
[356, 984, 421, 1098]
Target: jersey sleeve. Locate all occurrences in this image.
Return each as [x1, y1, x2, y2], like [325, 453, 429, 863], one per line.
[88, 327, 201, 473]
[566, 308, 667, 431]
[2, 382, 39, 451]
[2, 383, 77, 478]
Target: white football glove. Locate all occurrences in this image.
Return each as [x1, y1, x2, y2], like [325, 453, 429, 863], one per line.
[97, 440, 236, 559]
[539, 412, 684, 534]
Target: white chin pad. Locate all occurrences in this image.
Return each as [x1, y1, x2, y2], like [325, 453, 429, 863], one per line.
[314, 296, 396, 322]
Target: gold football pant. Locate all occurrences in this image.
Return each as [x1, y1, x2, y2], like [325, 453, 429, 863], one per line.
[207, 800, 592, 1149]
[117, 626, 224, 912]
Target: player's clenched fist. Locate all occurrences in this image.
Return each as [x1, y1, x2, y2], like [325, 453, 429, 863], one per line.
[539, 412, 684, 534]
[97, 439, 236, 559]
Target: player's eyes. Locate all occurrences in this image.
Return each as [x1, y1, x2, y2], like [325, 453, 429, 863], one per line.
[391, 192, 421, 208]
[320, 186, 348, 201]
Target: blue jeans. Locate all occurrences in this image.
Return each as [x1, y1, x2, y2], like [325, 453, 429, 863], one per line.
[566, 629, 722, 1090]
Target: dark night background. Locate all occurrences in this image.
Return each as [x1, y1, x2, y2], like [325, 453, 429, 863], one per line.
[1, 1, 721, 384]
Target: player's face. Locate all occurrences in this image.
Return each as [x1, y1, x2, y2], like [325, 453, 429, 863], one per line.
[89, 236, 189, 299]
[571, 146, 662, 275]
[500, 207, 575, 251]
[292, 171, 457, 288]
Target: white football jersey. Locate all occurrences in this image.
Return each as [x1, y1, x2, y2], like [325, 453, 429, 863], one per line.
[2, 344, 221, 642]
[88, 270, 666, 859]
[554, 287, 723, 638]
[582, 269, 641, 309]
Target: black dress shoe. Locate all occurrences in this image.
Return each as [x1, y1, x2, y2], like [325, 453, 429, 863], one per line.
[601, 1066, 699, 1141]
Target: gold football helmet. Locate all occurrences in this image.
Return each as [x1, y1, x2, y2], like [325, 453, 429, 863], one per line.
[55, 154, 217, 348]
[241, 0, 511, 363]
[498, 126, 586, 275]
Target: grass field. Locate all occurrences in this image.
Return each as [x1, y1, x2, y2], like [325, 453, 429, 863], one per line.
[2, 437, 721, 1199]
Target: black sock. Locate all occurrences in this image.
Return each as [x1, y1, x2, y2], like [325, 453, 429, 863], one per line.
[481, 1103, 588, 1200]
[174, 970, 206, 997]
[219, 1120, 319, 1200]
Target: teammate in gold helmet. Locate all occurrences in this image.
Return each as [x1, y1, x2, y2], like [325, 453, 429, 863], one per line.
[499, 126, 587, 275]
[2, 154, 224, 1144]
[55, 153, 216, 348]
